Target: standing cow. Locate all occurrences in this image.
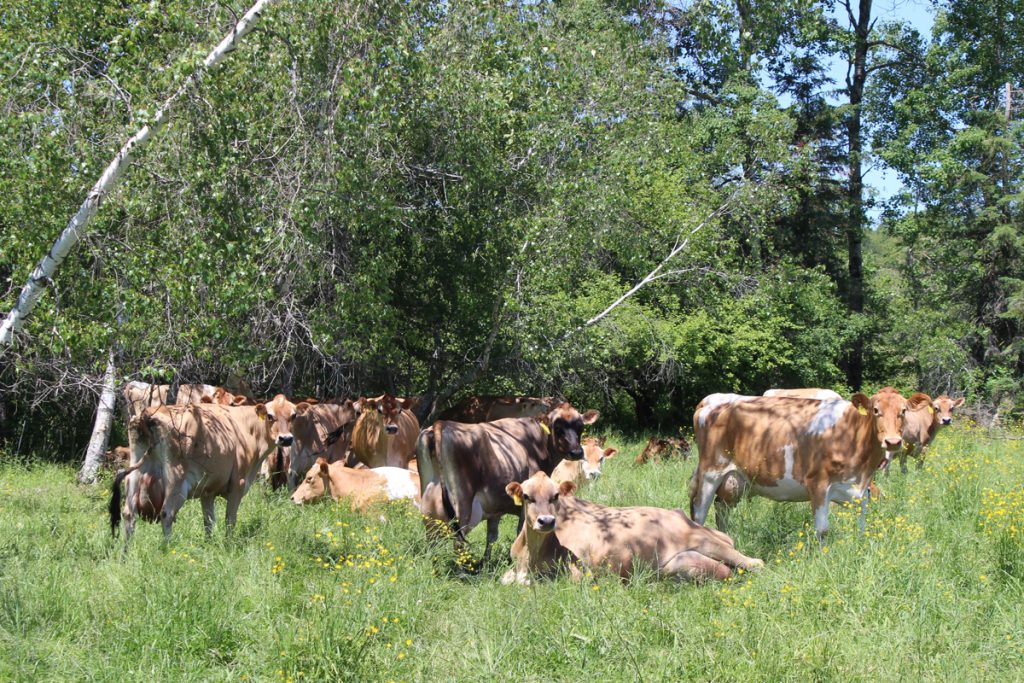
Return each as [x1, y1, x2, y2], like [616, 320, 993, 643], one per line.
[351, 393, 419, 469]
[690, 388, 908, 542]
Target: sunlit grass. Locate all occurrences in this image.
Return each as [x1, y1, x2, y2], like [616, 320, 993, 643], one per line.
[1, 423, 1022, 680]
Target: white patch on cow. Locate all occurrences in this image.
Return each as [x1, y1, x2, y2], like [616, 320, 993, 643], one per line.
[372, 467, 418, 501]
[806, 399, 852, 435]
[697, 394, 756, 428]
[814, 499, 831, 538]
[752, 444, 809, 501]
[814, 389, 842, 400]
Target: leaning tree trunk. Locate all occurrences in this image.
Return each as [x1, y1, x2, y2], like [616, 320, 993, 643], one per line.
[0, 0, 279, 348]
[78, 350, 118, 484]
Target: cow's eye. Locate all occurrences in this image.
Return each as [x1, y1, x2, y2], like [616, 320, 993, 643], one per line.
[552, 494, 559, 502]
[522, 494, 531, 503]
[290, 412, 297, 420]
[267, 412, 276, 421]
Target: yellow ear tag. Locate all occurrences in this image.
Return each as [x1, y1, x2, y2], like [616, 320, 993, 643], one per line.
[513, 494, 522, 506]
[858, 406, 868, 416]
[928, 406, 934, 414]
[540, 423, 551, 435]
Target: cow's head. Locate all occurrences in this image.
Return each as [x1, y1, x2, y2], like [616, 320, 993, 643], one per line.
[358, 393, 411, 435]
[933, 394, 964, 426]
[291, 457, 331, 504]
[506, 396, 553, 415]
[255, 393, 299, 447]
[580, 437, 617, 480]
[538, 402, 599, 461]
[288, 400, 358, 490]
[852, 387, 907, 466]
[507, 472, 575, 533]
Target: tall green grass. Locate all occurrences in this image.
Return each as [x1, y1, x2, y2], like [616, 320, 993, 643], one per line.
[1, 425, 1022, 681]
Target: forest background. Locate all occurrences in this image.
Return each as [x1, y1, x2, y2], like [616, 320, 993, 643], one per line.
[2, 0, 1022, 457]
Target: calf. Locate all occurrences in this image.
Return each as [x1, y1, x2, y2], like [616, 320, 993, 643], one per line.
[351, 393, 419, 468]
[110, 394, 295, 542]
[690, 388, 908, 542]
[501, 472, 763, 585]
[290, 458, 420, 511]
[551, 438, 617, 487]
[417, 402, 599, 563]
[634, 436, 690, 465]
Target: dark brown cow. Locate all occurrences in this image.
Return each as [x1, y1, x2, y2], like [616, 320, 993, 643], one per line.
[690, 388, 908, 542]
[434, 395, 553, 423]
[416, 402, 599, 563]
[288, 400, 360, 490]
[634, 436, 690, 465]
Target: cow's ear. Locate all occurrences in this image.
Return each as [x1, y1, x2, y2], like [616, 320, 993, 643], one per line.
[318, 459, 329, 475]
[535, 414, 551, 435]
[304, 397, 320, 405]
[604, 447, 618, 459]
[559, 481, 577, 498]
[255, 403, 268, 420]
[908, 392, 931, 410]
[296, 402, 311, 416]
[200, 396, 213, 403]
[953, 397, 965, 408]
[850, 393, 870, 416]
[399, 398, 412, 410]
[506, 482, 523, 506]
[581, 410, 600, 425]
[231, 395, 248, 406]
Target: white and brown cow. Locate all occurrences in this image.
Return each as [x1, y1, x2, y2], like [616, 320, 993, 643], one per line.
[416, 402, 599, 563]
[551, 438, 617, 487]
[110, 394, 296, 543]
[351, 393, 419, 469]
[690, 387, 908, 542]
[501, 472, 763, 585]
[290, 457, 420, 511]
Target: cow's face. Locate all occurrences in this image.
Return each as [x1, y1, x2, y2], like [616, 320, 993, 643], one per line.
[291, 457, 330, 504]
[580, 438, 616, 480]
[256, 393, 299, 447]
[289, 401, 357, 488]
[853, 387, 907, 462]
[512, 396, 553, 416]
[541, 402, 599, 460]
[360, 393, 410, 435]
[933, 395, 964, 426]
[507, 472, 576, 533]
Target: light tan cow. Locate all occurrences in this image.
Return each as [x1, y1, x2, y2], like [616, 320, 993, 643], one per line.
[501, 472, 763, 585]
[288, 400, 360, 490]
[690, 387, 908, 542]
[416, 402, 599, 563]
[123, 381, 169, 420]
[764, 388, 844, 400]
[434, 395, 553, 423]
[351, 393, 419, 468]
[290, 457, 420, 511]
[551, 438, 617, 487]
[896, 392, 964, 473]
[110, 394, 295, 542]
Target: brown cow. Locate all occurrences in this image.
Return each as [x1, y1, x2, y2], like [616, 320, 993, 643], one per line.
[501, 472, 763, 585]
[434, 395, 553, 423]
[634, 436, 690, 465]
[351, 393, 419, 468]
[551, 438, 617, 487]
[896, 392, 964, 473]
[690, 388, 908, 542]
[290, 458, 420, 511]
[123, 381, 169, 420]
[110, 394, 295, 542]
[763, 388, 843, 400]
[288, 400, 360, 490]
[416, 402, 599, 563]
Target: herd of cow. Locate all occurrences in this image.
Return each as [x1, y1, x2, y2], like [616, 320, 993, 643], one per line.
[108, 381, 964, 583]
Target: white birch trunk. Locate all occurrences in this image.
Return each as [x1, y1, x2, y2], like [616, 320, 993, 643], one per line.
[78, 350, 118, 484]
[0, 0, 279, 347]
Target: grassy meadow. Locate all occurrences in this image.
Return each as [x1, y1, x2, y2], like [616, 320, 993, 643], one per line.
[1, 424, 1023, 682]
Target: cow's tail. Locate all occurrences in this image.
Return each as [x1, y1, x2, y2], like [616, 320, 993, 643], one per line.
[415, 424, 440, 497]
[109, 464, 141, 536]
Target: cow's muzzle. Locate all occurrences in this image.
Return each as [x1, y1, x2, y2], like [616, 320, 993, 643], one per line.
[385, 424, 399, 435]
[883, 437, 902, 450]
[585, 470, 601, 480]
[940, 418, 952, 425]
[567, 447, 584, 461]
[277, 435, 294, 447]
[534, 516, 555, 531]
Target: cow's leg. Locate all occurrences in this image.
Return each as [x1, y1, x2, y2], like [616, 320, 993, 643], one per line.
[811, 485, 831, 544]
[690, 467, 725, 526]
[161, 479, 190, 543]
[857, 485, 872, 534]
[915, 447, 926, 470]
[201, 496, 216, 536]
[224, 489, 244, 535]
[899, 446, 909, 475]
[122, 470, 139, 545]
[482, 516, 501, 566]
[660, 550, 732, 582]
[692, 535, 764, 571]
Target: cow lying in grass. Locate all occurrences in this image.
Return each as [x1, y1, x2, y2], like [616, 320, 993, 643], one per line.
[500, 472, 763, 585]
[291, 457, 420, 511]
